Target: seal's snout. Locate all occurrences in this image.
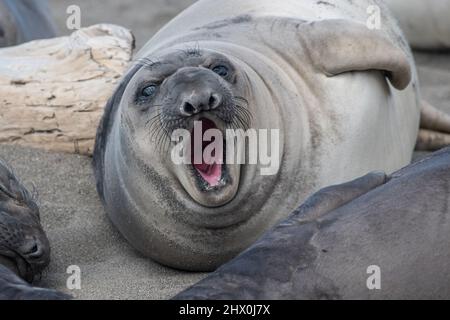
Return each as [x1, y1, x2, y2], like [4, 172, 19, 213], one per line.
[170, 67, 228, 117]
[19, 238, 47, 264]
[181, 91, 222, 116]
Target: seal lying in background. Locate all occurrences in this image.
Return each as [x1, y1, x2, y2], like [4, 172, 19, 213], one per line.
[0, 0, 57, 47]
[385, 0, 450, 50]
[175, 148, 450, 299]
[94, 0, 450, 271]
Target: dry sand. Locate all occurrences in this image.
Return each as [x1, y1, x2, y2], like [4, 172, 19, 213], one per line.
[0, 0, 448, 299]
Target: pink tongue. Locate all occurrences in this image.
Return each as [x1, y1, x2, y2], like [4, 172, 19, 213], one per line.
[191, 118, 223, 187]
[195, 162, 222, 187]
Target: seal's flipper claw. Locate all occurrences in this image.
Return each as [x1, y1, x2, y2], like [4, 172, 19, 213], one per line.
[420, 100, 450, 133]
[417, 100, 450, 151]
[416, 129, 450, 151]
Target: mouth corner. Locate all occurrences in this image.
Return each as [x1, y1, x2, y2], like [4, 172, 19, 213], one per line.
[0, 248, 48, 283]
[0, 254, 30, 281]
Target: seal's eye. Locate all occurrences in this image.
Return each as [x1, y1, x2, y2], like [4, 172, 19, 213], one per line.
[141, 85, 157, 98]
[212, 65, 229, 77]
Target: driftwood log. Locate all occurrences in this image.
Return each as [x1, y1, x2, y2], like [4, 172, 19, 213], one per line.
[0, 24, 134, 155]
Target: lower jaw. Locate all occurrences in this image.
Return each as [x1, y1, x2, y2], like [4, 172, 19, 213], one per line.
[192, 163, 229, 192]
[190, 163, 240, 205]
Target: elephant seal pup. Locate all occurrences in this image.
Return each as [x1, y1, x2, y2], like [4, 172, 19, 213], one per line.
[0, 159, 50, 283]
[175, 148, 450, 299]
[94, 0, 421, 271]
[0, 159, 70, 299]
[0, 0, 57, 47]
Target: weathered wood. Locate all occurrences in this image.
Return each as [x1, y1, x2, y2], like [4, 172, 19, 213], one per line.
[0, 24, 134, 155]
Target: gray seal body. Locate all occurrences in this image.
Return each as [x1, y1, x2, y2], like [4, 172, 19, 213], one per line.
[94, 0, 421, 271]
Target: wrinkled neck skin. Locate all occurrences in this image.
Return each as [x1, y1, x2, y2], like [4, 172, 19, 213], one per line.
[103, 41, 315, 271]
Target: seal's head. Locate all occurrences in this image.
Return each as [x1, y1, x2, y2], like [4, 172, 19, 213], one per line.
[126, 48, 252, 208]
[128, 49, 251, 207]
[94, 46, 283, 271]
[0, 160, 50, 282]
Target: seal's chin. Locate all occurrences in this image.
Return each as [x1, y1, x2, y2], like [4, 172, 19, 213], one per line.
[175, 116, 241, 208]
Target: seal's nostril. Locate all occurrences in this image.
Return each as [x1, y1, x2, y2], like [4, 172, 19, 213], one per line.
[209, 93, 221, 109]
[29, 244, 39, 255]
[181, 92, 221, 116]
[21, 240, 43, 258]
[182, 102, 195, 115]
[209, 96, 216, 108]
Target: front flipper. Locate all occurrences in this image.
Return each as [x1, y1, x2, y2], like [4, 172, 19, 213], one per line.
[416, 100, 450, 151]
[173, 172, 387, 300]
[299, 19, 412, 90]
[0, 265, 71, 300]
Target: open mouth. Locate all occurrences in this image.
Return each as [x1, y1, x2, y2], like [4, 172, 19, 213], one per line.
[173, 115, 241, 208]
[190, 117, 225, 189]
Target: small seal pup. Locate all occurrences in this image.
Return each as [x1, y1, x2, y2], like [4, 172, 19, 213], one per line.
[0, 159, 69, 299]
[94, 0, 450, 271]
[175, 148, 450, 299]
[0, 159, 49, 282]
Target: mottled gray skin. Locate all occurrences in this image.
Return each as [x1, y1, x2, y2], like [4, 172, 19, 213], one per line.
[0, 160, 69, 300]
[175, 148, 450, 299]
[0, 0, 57, 47]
